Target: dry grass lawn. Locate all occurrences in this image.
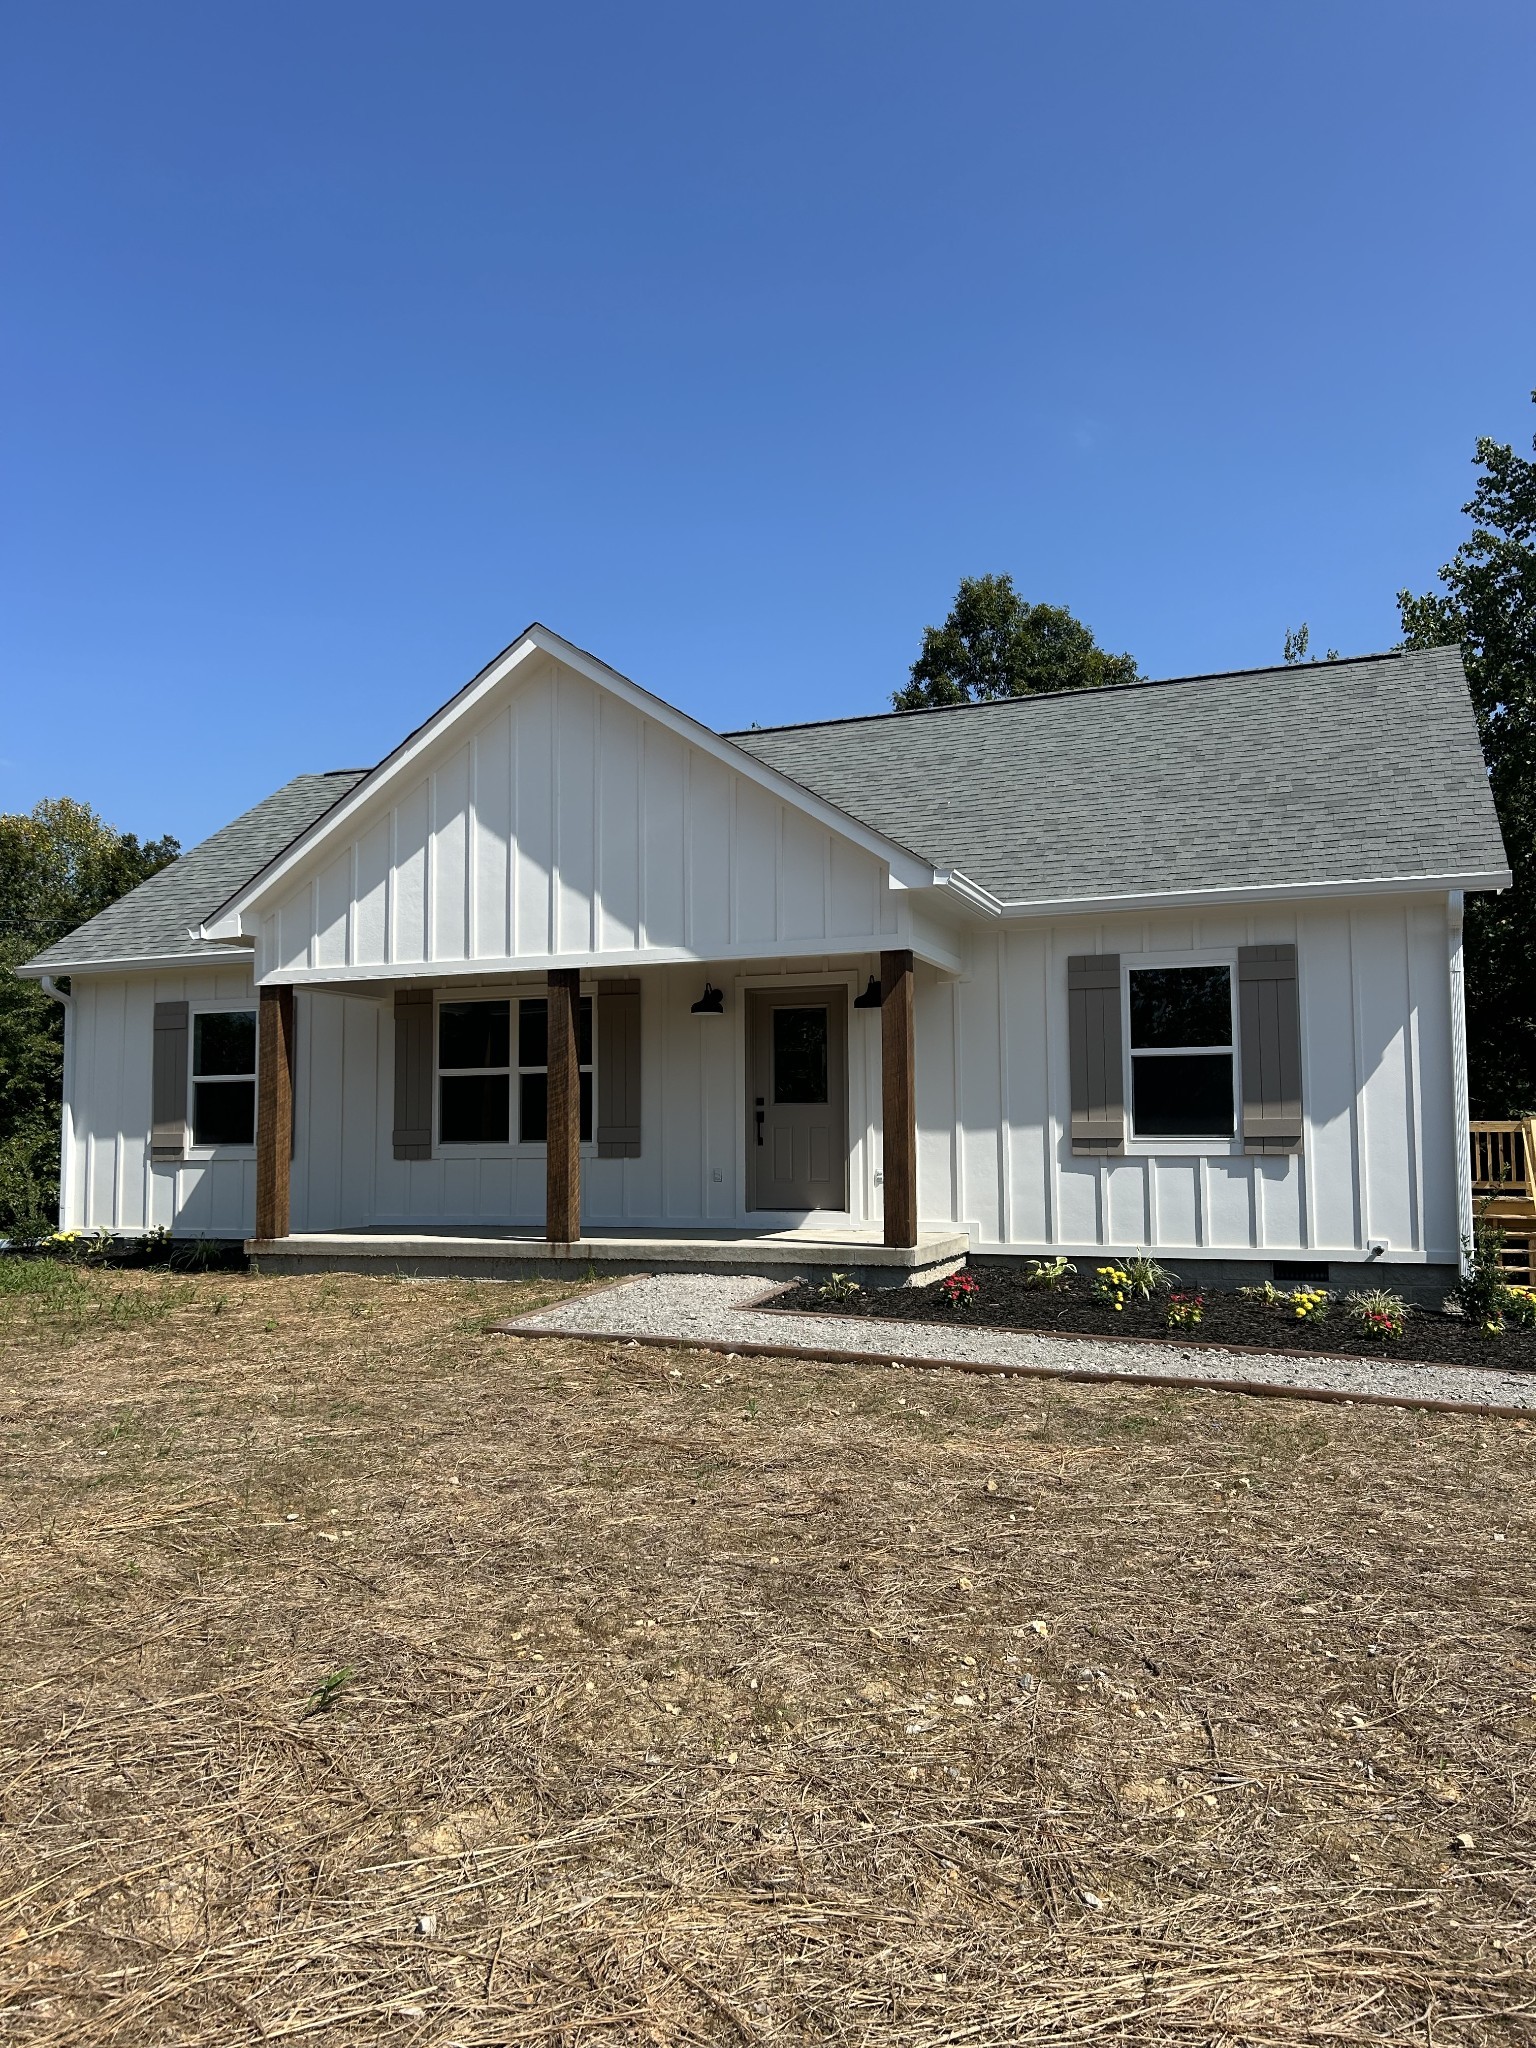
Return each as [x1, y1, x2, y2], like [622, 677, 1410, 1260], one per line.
[1, 1260, 1534, 2045]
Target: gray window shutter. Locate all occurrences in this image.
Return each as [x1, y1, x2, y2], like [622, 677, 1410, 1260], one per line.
[1068, 954, 1125, 1154]
[392, 989, 434, 1160]
[151, 1000, 189, 1160]
[596, 980, 641, 1158]
[1238, 944, 1303, 1153]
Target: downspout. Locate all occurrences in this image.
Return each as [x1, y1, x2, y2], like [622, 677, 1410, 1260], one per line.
[39, 976, 75, 1233]
[1446, 892, 1474, 1278]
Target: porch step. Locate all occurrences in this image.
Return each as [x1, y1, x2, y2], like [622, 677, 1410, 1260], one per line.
[246, 1227, 970, 1288]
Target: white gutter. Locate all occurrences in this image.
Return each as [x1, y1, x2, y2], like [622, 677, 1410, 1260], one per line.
[931, 867, 1512, 922]
[14, 946, 253, 981]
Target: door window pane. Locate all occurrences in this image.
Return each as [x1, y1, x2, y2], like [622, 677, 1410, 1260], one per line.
[193, 1010, 256, 1077]
[440, 1074, 510, 1144]
[192, 1079, 255, 1146]
[439, 1001, 509, 1069]
[1129, 967, 1231, 1049]
[773, 1007, 829, 1103]
[1132, 1053, 1234, 1137]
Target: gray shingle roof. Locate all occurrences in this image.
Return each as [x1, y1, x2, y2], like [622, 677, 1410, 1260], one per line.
[19, 772, 368, 974]
[728, 647, 1509, 906]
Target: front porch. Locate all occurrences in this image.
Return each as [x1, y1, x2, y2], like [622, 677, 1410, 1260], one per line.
[247, 1221, 968, 1287]
[252, 951, 927, 1268]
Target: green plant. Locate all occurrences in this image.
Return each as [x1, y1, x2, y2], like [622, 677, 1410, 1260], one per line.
[1344, 1289, 1408, 1342]
[303, 1665, 356, 1718]
[1456, 1209, 1516, 1331]
[1504, 1283, 1536, 1330]
[1121, 1253, 1177, 1300]
[1238, 1280, 1283, 1305]
[1023, 1256, 1073, 1291]
[1166, 1292, 1204, 1331]
[816, 1271, 861, 1303]
[1092, 1266, 1131, 1312]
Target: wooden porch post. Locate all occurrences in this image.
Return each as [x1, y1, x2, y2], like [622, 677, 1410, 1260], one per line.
[255, 985, 295, 1241]
[880, 948, 917, 1249]
[546, 970, 582, 1244]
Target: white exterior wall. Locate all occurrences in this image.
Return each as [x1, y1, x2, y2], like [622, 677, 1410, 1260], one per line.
[61, 893, 1462, 1267]
[257, 656, 903, 981]
[290, 958, 886, 1234]
[920, 891, 1461, 1264]
[62, 963, 262, 1237]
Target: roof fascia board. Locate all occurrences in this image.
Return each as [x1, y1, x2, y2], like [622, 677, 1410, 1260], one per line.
[202, 626, 935, 939]
[984, 869, 1512, 922]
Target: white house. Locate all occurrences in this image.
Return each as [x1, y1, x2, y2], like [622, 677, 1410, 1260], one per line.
[20, 626, 1509, 1294]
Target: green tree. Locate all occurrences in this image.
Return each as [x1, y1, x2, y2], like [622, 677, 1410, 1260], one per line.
[1283, 622, 1339, 663]
[1399, 393, 1536, 1116]
[893, 573, 1141, 710]
[0, 800, 178, 1238]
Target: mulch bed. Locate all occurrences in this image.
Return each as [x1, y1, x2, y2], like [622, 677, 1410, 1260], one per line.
[774, 1268, 1536, 1371]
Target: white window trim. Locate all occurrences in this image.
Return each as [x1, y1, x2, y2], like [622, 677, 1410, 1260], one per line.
[185, 999, 258, 1160]
[433, 988, 597, 1155]
[1121, 954, 1241, 1157]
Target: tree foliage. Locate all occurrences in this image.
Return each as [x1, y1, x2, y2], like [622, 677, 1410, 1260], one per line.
[0, 800, 178, 1238]
[1399, 394, 1536, 1116]
[894, 574, 1141, 710]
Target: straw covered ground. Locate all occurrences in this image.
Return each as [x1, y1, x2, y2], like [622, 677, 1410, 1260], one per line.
[1, 1259, 1534, 2045]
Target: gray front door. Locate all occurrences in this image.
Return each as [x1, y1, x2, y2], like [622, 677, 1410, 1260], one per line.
[746, 987, 848, 1212]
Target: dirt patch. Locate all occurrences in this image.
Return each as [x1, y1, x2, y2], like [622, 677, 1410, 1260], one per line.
[775, 1268, 1536, 1370]
[1, 1261, 1533, 2042]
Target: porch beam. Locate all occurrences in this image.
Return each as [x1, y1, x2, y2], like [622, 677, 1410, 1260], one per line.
[546, 969, 582, 1244]
[880, 948, 917, 1249]
[255, 985, 295, 1240]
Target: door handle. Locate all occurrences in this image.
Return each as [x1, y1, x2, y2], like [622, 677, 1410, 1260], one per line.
[755, 1097, 764, 1146]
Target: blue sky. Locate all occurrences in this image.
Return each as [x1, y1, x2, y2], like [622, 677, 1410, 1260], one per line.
[4, 1, 1533, 847]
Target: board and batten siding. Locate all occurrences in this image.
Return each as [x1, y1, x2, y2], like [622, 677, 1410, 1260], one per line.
[258, 658, 900, 981]
[921, 892, 1460, 1262]
[287, 959, 884, 1234]
[58, 893, 1460, 1265]
[61, 965, 261, 1238]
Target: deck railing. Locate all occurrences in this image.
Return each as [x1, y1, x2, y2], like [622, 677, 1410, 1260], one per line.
[1470, 1115, 1536, 1283]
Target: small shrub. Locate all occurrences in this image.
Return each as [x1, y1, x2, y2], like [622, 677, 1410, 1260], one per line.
[816, 1271, 861, 1303]
[1121, 1253, 1178, 1300]
[1166, 1292, 1204, 1331]
[1344, 1289, 1407, 1342]
[1286, 1287, 1330, 1323]
[1238, 1280, 1283, 1305]
[1023, 1256, 1074, 1291]
[1506, 1285, 1536, 1331]
[1092, 1266, 1131, 1312]
[1456, 1210, 1516, 1332]
[939, 1272, 979, 1312]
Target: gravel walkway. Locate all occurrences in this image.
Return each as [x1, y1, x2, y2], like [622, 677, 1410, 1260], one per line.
[502, 1271, 1536, 1416]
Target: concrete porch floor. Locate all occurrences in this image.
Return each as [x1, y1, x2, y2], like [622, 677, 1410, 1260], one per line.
[246, 1223, 970, 1287]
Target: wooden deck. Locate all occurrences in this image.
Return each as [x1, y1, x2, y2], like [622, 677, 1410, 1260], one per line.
[1471, 1116, 1536, 1282]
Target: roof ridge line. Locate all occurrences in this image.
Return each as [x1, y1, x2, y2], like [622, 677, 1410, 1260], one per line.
[725, 644, 1441, 739]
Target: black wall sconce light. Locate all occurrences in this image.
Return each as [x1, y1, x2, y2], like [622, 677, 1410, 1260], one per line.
[852, 976, 882, 1009]
[691, 982, 725, 1014]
